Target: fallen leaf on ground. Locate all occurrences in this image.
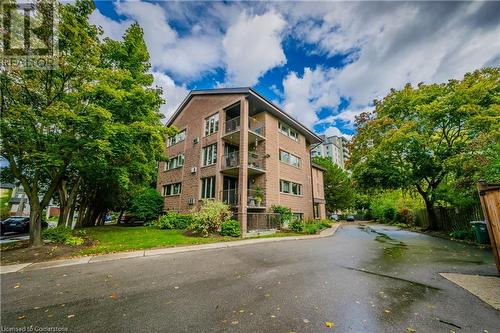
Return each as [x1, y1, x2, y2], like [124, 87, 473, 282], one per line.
[271, 315, 276, 318]
[231, 320, 239, 325]
[16, 315, 27, 320]
[303, 319, 310, 323]
[14, 283, 21, 289]
[174, 286, 179, 290]
[406, 328, 416, 333]
[384, 309, 391, 313]
[239, 309, 245, 313]
[67, 314, 75, 319]
[264, 294, 270, 297]
[325, 321, 334, 328]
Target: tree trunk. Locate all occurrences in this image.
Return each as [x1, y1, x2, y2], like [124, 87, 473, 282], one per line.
[117, 210, 124, 225]
[424, 198, 438, 230]
[29, 203, 44, 247]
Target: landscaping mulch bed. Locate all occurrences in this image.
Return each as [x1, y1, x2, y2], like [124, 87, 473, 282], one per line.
[0, 241, 92, 265]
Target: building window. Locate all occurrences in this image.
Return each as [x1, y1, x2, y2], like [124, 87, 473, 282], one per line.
[201, 176, 216, 199]
[167, 130, 186, 147]
[280, 150, 301, 167]
[204, 113, 219, 136]
[292, 212, 303, 221]
[278, 122, 299, 141]
[202, 144, 217, 166]
[163, 182, 182, 196]
[280, 180, 302, 196]
[165, 154, 184, 171]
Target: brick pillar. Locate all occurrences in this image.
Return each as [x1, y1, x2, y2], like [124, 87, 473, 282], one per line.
[238, 97, 249, 236]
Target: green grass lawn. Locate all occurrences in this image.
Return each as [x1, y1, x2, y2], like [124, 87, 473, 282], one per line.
[79, 226, 237, 255]
[78, 225, 317, 256]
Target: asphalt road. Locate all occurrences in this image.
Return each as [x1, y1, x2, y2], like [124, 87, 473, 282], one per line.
[1, 223, 499, 332]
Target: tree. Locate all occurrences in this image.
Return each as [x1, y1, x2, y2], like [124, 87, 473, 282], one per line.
[312, 156, 354, 212]
[1, 0, 103, 246]
[350, 68, 500, 229]
[1, 1, 171, 245]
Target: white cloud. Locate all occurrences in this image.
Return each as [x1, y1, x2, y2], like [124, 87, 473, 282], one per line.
[89, 9, 131, 40]
[223, 11, 287, 86]
[151, 71, 189, 122]
[320, 106, 373, 129]
[282, 67, 340, 128]
[290, 2, 500, 106]
[324, 126, 352, 141]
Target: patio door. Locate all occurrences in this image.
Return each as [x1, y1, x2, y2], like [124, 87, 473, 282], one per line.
[223, 176, 238, 206]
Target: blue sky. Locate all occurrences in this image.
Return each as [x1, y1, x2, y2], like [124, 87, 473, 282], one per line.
[90, 1, 500, 139]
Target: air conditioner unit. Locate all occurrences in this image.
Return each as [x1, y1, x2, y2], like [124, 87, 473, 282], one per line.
[190, 166, 197, 174]
[193, 137, 199, 144]
[187, 198, 196, 205]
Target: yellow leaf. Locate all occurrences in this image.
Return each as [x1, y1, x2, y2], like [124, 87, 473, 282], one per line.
[14, 283, 21, 289]
[384, 309, 391, 313]
[325, 321, 335, 328]
[16, 315, 27, 320]
[231, 320, 239, 325]
[406, 328, 416, 333]
[67, 314, 75, 319]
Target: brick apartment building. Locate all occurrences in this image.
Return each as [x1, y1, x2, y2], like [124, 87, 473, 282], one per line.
[157, 88, 326, 234]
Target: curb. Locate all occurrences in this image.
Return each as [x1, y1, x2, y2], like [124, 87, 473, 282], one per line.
[0, 223, 342, 275]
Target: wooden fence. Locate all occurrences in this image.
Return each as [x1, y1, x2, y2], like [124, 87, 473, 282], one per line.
[412, 204, 484, 232]
[477, 181, 500, 273]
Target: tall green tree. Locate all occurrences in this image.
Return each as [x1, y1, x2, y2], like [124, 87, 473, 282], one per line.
[312, 156, 354, 212]
[350, 68, 500, 229]
[1, 1, 171, 245]
[1, 0, 103, 246]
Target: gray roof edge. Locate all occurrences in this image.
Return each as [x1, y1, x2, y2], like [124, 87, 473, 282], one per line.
[166, 87, 322, 144]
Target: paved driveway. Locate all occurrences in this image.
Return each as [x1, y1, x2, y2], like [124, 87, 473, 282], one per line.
[1, 223, 499, 332]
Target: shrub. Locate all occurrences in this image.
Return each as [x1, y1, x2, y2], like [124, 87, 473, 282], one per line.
[395, 208, 413, 225]
[450, 229, 475, 241]
[303, 220, 331, 234]
[42, 226, 85, 246]
[271, 205, 292, 225]
[289, 219, 304, 232]
[129, 188, 164, 222]
[220, 220, 241, 237]
[153, 212, 194, 230]
[189, 200, 231, 237]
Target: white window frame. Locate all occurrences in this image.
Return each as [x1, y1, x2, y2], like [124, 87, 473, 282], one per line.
[204, 113, 219, 136]
[165, 154, 185, 171]
[280, 179, 302, 196]
[167, 129, 186, 147]
[278, 121, 299, 142]
[280, 149, 301, 168]
[202, 144, 217, 166]
[163, 182, 182, 196]
[201, 176, 216, 199]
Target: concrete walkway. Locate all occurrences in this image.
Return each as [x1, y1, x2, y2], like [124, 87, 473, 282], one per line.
[439, 272, 500, 310]
[0, 223, 341, 275]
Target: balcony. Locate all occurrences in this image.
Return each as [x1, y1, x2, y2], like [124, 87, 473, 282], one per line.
[222, 116, 265, 145]
[247, 188, 266, 209]
[221, 151, 265, 176]
[219, 188, 266, 209]
[220, 189, 238, 206]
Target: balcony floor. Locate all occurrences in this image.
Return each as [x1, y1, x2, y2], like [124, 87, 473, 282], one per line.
[222, 129, 265, 146]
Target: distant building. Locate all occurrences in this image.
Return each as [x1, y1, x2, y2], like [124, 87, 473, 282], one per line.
[311, 135, 350, 170]
[8, 185, 60, 218]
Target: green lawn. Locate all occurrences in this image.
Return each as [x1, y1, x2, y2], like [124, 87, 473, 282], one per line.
[79, 225, 315, 255]
[79, 226, 236, 255]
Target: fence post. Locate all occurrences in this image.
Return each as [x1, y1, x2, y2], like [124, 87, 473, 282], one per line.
[477, 181, 500, 273]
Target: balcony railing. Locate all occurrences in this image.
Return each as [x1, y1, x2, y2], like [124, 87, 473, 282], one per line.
[222, 151, 265, 171]
[247, 188, 266, 208]
[225, 117, 240, 133]
[222, 151, 239, 169]
[224, 116, 265, 137]
[220, 189, 238, 206]
[248, 152, 264, 170]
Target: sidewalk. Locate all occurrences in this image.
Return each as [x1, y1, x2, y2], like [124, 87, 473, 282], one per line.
[0, 223, 341, 275]
[439, 273, 500, 311]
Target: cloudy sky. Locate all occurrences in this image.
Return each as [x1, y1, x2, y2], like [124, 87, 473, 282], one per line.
[90, 1, 500, 138]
